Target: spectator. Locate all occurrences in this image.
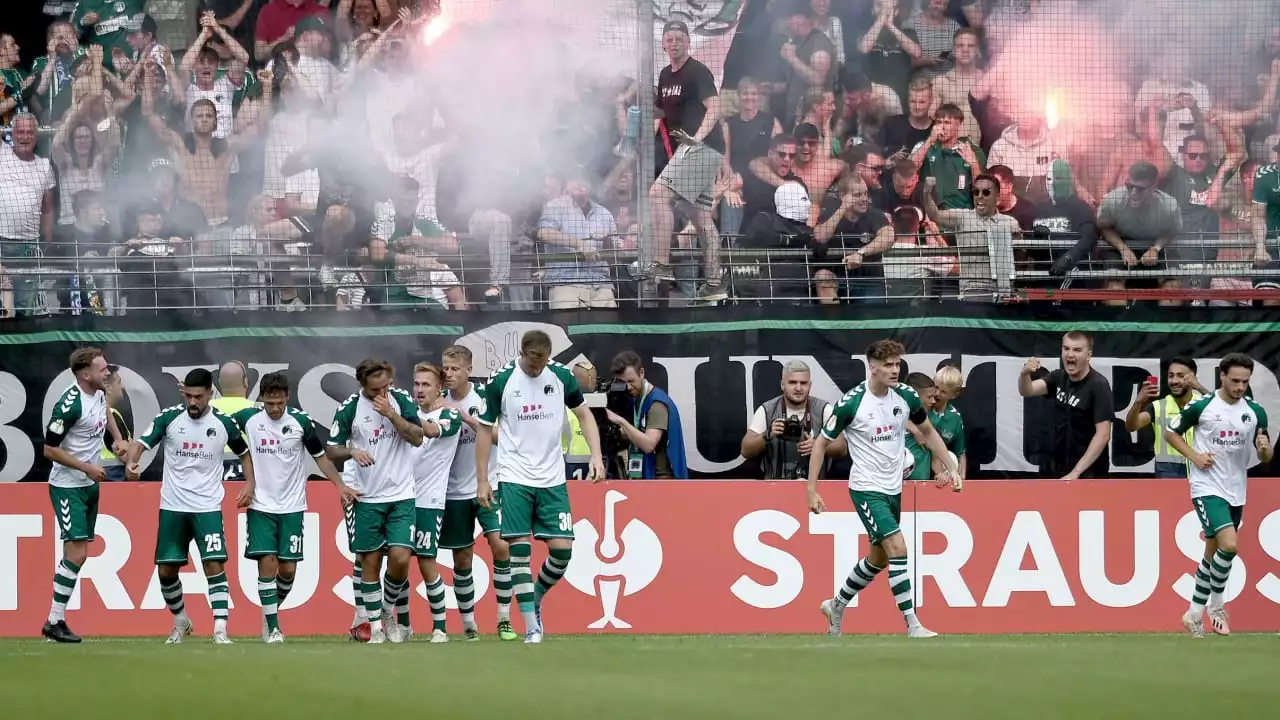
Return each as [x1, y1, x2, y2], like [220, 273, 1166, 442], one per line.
[116, 15, 173, 82]
[51, 94, 122, 226]
[1034, 160, 1101, 278]
[145, 96, 263, 228]
[73, 0, 145, 69]
[879, 76, 935, 159]
[536, 168, 619, 310]
[51, 190, 113, 313]
[907, 0, 960, 77]
[1125, 358, 1207, 479]
[881, 205, 955, 298]
[0, 33, 33, 133]
[180, 15, 253, 141]
[846, 142, 887, 194]
[1160, 128, 1247, 267]
[834, 69, 902, 147]
[809, 0, 845, 66]
[1135, 56, 1213, 164]
[930, 27, 984, 147]
[643, 20, 725, 302]
[723, 77, 784, 179]
[912, 103, 985, 209]
[144, 161, 210, 241]
[751, 123, 845, 226]
[230, 193, 307, 308]
[366, 228, 466, 312]
[376, 112, 447, 230]
[1096, 161, 1184, 303]
[263, 72, 319, 206]
[119, 56, 185, 183]
[988, 164, 1037, 230]
[31, 21, 85, 125]
[1018, 331, 1114, 480]
[741, 358, 843, 480]
[112, 201, 188, 313]
[255, 0, 329, 64]
[796, 87, 839, 158]
[291, 16, 339, 103]
[813, 176, 895, 299]
[743, 134, 803, 221]
[923, 173, 1020, 301]
[604, 351, 688, 479]
[987, 113, 1066, 205]
[777, 0, 836, 130]
[874, 157, 926, 216]
[0, 114, 56, 317]
[337, 0, 393, 67]
[856, 0, 922, 104]
[44, 1, 79, 22]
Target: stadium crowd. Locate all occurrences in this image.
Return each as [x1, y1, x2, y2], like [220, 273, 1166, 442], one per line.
[2, 0, 1280, 315]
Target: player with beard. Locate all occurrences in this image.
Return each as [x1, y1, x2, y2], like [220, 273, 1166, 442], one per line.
[1125, 358, 1206, 479]
[1166, 354, 1272, 637]
[1018, 331, 1114, 480]
[124, 369, 254, 644]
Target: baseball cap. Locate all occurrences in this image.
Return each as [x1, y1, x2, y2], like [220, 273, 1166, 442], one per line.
[775, 182, 811, 223]
[662, 20, 690, 36]
[295, 16, 332, 37]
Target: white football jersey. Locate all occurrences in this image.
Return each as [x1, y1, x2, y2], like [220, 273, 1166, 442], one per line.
[477, 361, 585, 488]
[413, 406, 462, 510]
[46, 384, 109, 488]
[139, 406, 247, 513]
[327, 388, 421, 503]
[233, 407, 325, 514]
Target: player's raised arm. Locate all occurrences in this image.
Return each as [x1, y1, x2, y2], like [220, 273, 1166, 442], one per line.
[1018, 357, 1048, 397]
[383, 388, 424, 446]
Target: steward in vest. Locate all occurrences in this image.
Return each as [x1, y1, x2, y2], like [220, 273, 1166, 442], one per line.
[1125, 357, 1206, 478]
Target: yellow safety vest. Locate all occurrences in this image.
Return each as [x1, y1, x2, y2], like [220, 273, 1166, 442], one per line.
[562, 410, 591, 463]
[210, 396, 256, 457]
[1153, 392, 1200, 463]
[99, 407, 129, 466]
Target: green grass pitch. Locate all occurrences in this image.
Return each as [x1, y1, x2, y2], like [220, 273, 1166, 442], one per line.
[1, 634, 1277, 718]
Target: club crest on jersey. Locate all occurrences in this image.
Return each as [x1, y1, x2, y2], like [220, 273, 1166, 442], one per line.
[282, 425, 293, 434]
[893, 407, 902, 416]
[544, 384, 555, 395]
[206, 428, 217, 437]
[1243, 413, 1252, 423]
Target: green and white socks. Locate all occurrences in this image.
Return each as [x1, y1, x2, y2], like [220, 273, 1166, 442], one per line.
[535, 547, 572, 602]
[455, 568, 477, 630]
[492, 557, 513, 622]
[1190, 550, 1235, 618]
[48, 558, 80, 624]
[208, 572, 230, 632]
[887, 557, 921, 629]
[510, 542, 537, 631]
[258, 576, 280, 633]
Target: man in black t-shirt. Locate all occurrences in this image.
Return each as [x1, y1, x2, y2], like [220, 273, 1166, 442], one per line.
[645, 20, 726, 303]
[778, 0, 835, 130]
[1018, 331, 1114, 479]
[873, 158, 926, 216]
[813, 177, 894, 300]
[742, 134, 801, 220]
[879, 78, 935, 159]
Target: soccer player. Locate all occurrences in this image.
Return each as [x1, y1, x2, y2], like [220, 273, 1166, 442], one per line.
[475, 330, 605, 644]
[905, 366, 968, 482]
[41, 347, 128, 643]
[391, 363, 460, 642]
[807, 339, 961, 639]
[1165, 353, 1272, 638]
[124, 369, 254, 644]
[325, 358, 425, 644]
[440, 345, 517, 641]
[231, 372, 359, 643]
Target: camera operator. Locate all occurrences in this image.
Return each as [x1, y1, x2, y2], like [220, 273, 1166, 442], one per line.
[602, 351, 689, 479]
[563, 360, 598, 480]
[741, 360, 847, 479]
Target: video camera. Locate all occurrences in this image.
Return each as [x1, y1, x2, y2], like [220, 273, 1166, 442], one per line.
[594, 378, 632, 455]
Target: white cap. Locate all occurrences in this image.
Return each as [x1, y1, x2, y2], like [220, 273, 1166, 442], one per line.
[774, 181, 811, 223]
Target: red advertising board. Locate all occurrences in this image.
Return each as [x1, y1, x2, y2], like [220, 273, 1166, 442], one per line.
[2, 480, 1279, 637]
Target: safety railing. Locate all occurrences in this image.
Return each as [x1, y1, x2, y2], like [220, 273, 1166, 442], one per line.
[2, 232, 1278, 314]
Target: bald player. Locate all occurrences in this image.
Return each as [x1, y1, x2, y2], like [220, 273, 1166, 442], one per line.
[212, 361, 256, 481]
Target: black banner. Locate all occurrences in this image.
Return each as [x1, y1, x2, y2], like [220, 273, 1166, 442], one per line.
[3, 306, 1280, 480]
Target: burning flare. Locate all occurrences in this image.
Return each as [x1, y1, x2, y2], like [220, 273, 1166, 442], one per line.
[1045, 89, 1062, 131]
[421, 15, 451, 45]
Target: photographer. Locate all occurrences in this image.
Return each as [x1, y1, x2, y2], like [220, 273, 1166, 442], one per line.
[741, 360, 847, 479]
[602, 351, 688, 479]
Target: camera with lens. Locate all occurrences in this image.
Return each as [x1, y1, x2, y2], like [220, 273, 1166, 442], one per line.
[593, 378, 632, 455]
[781, 415, 807, 442]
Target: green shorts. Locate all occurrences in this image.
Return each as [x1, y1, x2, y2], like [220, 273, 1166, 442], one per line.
[155, 509, 227, 565]
[1193, 495, 1244, 538]
[849, 489, 902, 545]
[413, 507, 445, 558]
[351, 499, 415, 554]
[244, 509, 305, 561]
[343, 501, 356, 550]
[50, 484, 99, 542]
[500, 483, 574, 540]
[439, 491, 503, 549]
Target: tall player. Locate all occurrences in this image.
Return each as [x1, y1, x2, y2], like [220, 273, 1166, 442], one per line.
[325, 358, 424, 644]
[475, 330, 605, 644]
[392, 363, 460, 642]
[124, 369, 254, 644]
[42, 347, 128, 643]
[231, 372, 359, 643]
[440, 344, 516, 641]
[1165, 354, 1272, 637]
[807, 340, 961, 639]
